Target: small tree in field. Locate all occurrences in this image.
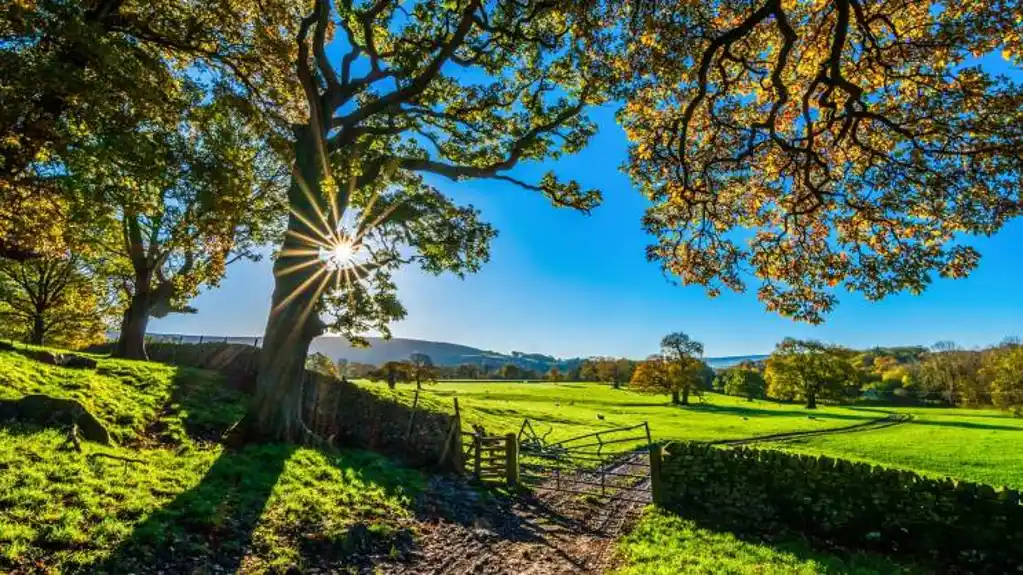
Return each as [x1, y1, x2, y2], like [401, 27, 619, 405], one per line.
[368, 361, 412, 390]
[660, 332, 705, 405]
[408, 353, 437, 390]
[546, 367, 563, 382]
[765, 339, 857, 409]
[630, 354, 702, 405]
[720, 368, 767, 401]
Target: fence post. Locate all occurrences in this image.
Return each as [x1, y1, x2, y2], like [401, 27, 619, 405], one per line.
[404, 389, 420, 440]
[505, 432, 519, 486]
[650, 443, 663, 505]
[473, 434, 482, 480]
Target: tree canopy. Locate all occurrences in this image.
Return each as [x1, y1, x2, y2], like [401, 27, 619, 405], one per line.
[622, 0, 1023, 323]
[765, 338, 858, 408]
[0, 0, 303, 261]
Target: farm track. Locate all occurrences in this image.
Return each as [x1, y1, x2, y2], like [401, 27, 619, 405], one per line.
[386, 454, 651, 574]
[708, 412, 913, 446]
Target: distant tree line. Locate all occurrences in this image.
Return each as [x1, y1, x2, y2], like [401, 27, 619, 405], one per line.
[304, 333, 1023, 417]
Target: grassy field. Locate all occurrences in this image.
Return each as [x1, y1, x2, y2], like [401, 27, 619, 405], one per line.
[771, 405, 1023, 489]
[369, 380, 878, 445]
[364, 380, 1023, 489]
[614, 509, 918, 575]
[0, 347, 422, 573]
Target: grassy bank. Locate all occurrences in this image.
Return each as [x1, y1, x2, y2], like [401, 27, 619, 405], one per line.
[0, 346, 422, 573]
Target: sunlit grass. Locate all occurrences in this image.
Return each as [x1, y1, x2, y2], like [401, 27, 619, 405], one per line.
[771, 405, 1023, 488]
[614, 508, 919, 574]
[0, 347, 422, 573]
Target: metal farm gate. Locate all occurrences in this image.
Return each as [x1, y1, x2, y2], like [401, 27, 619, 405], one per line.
[515, 420, 655, 503]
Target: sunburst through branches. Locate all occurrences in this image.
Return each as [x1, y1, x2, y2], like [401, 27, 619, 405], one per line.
[271, 172, 402, 335]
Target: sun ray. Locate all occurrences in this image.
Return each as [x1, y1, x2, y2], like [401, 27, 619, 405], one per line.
[351, 185, 383, 237]
[271, 265, 329, 316]
[273, 256, 322, 278]
[294, 167, 337, 243]
[285, 229, 331, 250]
[291, 266, 334, 341]
[288, 204, 336, 247]
[278, 248, 323, 258]
[353, 198, 404, 246]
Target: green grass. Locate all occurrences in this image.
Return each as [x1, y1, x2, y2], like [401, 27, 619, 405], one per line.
[614, 508, 919, 575]
[368, 380, 1023, 489]
[367, 380, 878, 446]
[771, 405, 1023, 489]
[0, 346, 423, 573]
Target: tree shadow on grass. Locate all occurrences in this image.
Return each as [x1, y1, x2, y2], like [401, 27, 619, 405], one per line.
[90, 443, 295, 574]
[685, 402, 875, 422]
[905, 419, 1023, 432]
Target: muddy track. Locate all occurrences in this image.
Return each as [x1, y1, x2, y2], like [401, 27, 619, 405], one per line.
[708, 412, 913, 447]
[386, 453, 651, 574]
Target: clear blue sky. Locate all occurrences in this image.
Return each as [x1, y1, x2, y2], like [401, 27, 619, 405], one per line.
[152, 98, 1023, 360]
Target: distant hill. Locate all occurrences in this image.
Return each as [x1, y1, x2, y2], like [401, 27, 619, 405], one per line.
[144, 333, 767, 372]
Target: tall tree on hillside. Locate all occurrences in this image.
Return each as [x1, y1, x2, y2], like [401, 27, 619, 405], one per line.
[765, 339, 857, 408]
[247, 0, 613, 441]
[660, 332, 704, 405]
[622, 0, 1023, 323]
[0, 0, 303, 261]
[74, 96, 287, 360]
[408, 352, 437, 390]
[0, 256, 111, 348]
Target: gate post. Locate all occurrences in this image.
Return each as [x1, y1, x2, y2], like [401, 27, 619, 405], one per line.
[473, 434, 482, 479]
[505, 433, 519, 486]
[649, 443, 663, 505]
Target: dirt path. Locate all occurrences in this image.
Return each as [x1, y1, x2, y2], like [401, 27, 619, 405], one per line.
[386, 454, 651, 575]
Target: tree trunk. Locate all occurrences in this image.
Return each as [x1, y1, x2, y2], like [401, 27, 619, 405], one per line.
[671, 390, 680, 404]
[114, 284, 151, 360]
[246, 125, 330, 443]
[806, 388, 818, 409]
[681, 387, 690, 405]
[29, 310, 45, 345]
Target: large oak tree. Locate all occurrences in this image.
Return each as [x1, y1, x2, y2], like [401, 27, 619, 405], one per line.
[622, 0, 1023, 323]
[247, 0, 612, 441]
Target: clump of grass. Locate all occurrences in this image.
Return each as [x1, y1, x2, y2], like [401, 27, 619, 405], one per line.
[614, 508, 919, 575]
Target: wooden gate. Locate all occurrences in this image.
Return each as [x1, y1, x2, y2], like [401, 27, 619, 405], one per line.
[516, 421, 656, 503]
[463, 427, 519, 485]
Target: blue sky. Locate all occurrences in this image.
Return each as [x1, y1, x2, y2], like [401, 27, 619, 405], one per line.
[152, 90, 1023, 360]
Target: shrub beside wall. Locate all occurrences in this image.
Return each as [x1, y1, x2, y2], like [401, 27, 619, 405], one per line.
[659, 441, 1023, 572]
